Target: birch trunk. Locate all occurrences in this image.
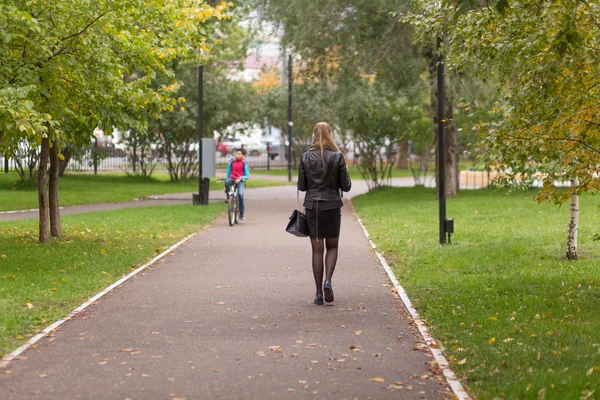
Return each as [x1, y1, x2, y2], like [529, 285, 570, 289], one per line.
[49, 141, 62, 238]
[566, 179, 579, 260]
[38, 137, 50, 243]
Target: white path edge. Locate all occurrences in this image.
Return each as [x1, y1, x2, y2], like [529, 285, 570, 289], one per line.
[0, 207, 64, 215]
[0, 231, 199, 369]
[352, 207, 471, 400]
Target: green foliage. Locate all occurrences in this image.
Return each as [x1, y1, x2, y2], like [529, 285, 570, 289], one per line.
[403, 0, 600, 203]
[250, 0, 434, 189]
[353, 186, 600, 399]
[0, 0, 229, 150]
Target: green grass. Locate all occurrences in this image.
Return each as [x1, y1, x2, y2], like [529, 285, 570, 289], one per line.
[251, 164, 417, 180]
[0, 172, 290, 211]
[0, 203, 225, 357]
[352, 187, 600, 400]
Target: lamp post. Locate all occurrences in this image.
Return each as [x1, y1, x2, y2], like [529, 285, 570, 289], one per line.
[437, 37, 447, 244]
[287, 54, 293, 182]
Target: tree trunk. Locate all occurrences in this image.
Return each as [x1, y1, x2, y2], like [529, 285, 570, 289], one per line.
[38, 137, 50, 243]
[395, 140, 409, 169]
[566, 179, 579, 260]
[429, 49, 459, 198]
[444, 100, 459, 197]
[49, 140, 62, 238]
[58, 145, 72, 177]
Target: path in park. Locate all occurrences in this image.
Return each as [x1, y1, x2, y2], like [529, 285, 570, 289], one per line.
[0, 176, 416, 222]
[0, 178, 453, 399]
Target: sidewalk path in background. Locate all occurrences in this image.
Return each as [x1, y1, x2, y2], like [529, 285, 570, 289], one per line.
[0, 177, 417, 222]
[0, 182, 453, 399]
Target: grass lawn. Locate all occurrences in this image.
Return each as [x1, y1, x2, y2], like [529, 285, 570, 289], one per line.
[251, 164, 417, 180]
[0, 203, 224, 357]
[352, 186, 600, 400]
[0, 172, 291, 211]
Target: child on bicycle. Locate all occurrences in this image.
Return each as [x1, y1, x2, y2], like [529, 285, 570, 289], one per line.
[225, 148, 250, 220]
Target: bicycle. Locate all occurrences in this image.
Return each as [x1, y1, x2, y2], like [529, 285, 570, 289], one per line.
[217, 178, 246, 226]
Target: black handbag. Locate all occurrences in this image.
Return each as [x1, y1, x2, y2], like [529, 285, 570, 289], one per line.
[286, 190, 309, 237]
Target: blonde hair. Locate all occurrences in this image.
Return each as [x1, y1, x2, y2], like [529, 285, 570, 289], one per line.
[309, 122, 340, 164]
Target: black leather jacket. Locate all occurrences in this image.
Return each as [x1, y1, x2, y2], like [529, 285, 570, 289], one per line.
[297, 150, 352, 205]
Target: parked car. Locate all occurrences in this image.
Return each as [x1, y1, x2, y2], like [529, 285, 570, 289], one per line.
[219, 138, 266, 157]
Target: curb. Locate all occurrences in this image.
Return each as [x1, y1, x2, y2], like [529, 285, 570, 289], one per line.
[0, 207, 64, 215]
[0, 231, 201, 369]
[350, 201, 471, 400]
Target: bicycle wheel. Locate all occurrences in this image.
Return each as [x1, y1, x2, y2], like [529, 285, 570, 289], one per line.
[227, 196, 235, 226]
[234, 195, 240, 224]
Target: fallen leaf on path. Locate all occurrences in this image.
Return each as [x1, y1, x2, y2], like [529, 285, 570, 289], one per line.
[141, 374, 150, 377]
[295, 340, 303, 344]
[152, 332, 160, 335]
[119, 348, 135, 352]
[212, 369, 220, 372]
[405, 385, 414, 391]
[353, 331, 362, 336]
[216, 302, 227, 305]
[311, 360, 318, 364]
[130, 351, 141, 355]
[5, 370, 13, 374]
[39, 374, 48, 378]
[288, 388, 295, 392]
[167, 377, 176, 382]
[370, 377, 385, 383]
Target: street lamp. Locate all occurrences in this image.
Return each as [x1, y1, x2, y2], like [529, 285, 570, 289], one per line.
[437, 36, 453, 244]
[287, 54, 293, 182]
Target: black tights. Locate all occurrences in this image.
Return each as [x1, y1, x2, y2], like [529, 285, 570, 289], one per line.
[311, 237, 339, 296]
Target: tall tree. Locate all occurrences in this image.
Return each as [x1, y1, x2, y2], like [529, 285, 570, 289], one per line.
[404, 0, 600, 258]
[250, 0, 453, 191]
[1, 0, 227, 242]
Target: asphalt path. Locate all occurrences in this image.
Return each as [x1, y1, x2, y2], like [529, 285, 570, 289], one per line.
[0, 177, 452, 399]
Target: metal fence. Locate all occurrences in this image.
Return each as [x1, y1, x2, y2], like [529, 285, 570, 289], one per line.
[2, 150, 501, 190]
[1, 142, 302, 175]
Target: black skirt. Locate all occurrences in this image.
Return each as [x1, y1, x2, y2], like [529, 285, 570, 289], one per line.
[305, 204, 341, 239]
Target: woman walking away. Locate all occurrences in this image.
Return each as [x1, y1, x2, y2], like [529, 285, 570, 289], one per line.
[297, 122, 352, 305]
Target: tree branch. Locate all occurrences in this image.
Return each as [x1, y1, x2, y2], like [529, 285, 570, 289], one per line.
[507, 134, 600, 156]
[59, 9, 115, 42]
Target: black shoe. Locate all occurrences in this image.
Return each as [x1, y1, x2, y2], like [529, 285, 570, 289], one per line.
[314, 295, 324, 305]
[240, 213, 245, 220]
[323, 281, 334, 304]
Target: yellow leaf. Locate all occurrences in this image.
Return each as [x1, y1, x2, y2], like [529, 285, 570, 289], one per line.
[489, 337, 496, 344]
[26, 303, 34, 309]
[175, 20, 182, 28]
[58, 153, 65, 161]
[221, 0, 227, 7]
[370, 377, 385, 383]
